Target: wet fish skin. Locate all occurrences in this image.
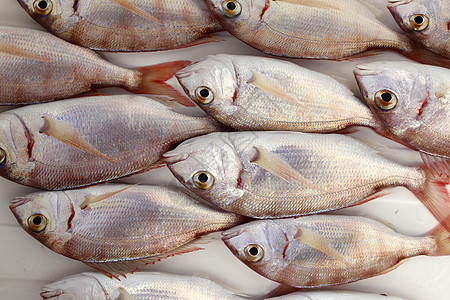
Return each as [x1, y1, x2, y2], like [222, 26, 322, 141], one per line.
[163, 132, 447, 222]
[388, 0, 449, 58]
[176, 54, 386, 134]
[0, 26, 192, 105]
[16, 0, 222, 51]
[9, 184, 244, 274]
[222, 215, 447, 288]
[40, 272, 243, 299]
[354, 61, 450, 159]
[0, 95, 223, 190]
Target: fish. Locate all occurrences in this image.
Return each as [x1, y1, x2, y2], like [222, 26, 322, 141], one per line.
[0, 95, 223, 190]
[0, 26, 193, 106]
[222, 215, 450, 288]
[9, 184, 244, 277]
[176, 54, 391, 136]
[354, 61, 449, 176]
[163, 131, 450, 230]
[388, 0, 449, 58]
[16, 0, 223, 52]
[39, 272, 403, 300]
[204, 0, 449, 67]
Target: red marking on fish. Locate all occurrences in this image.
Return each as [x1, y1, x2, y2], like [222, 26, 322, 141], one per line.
[282, 231, 289, 259]
[417, 93, 430, 119]
[260, 0, 270, 20]
[12, 113, 35, 162]
[67, 201, 75, 231]
[237, 168, 245, 189]
[448, 21, 450, 31]
[73, 0, 79, 13]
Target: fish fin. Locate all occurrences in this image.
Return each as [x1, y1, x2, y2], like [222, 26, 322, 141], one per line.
[435, 86, 449, 102]
[431, 224, 450, 256]
[295, 227, 348, 263]
[85, 239, 209, 278]
[420, 153, 450, 178]
[263, 285, 300, 298]
[131, 61, 195, 107]
[77, 89, 111, 97]
[0, 40, 51, 62]
[247, 70, 300, 106]
[39, 116, 115, 162]
[118, 287, 135, 300]
[377, 259, 409, 276]
[107, 0, 161, 24]
[410, 166, 450, 232]
[346, 188, 393, 208]
[80, 183, 139, 209]
[173, 34, 225, 49]
[251, 147, 319, 189]
[400, 42, 450, 68]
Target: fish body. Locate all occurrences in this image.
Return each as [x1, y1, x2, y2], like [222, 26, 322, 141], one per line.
[10, 184, 243, 277]
[40, 272, 243, 299]
[176, 54, 385, 134]
[222, 215, 449, 288]
[204, 0, 446, 65]
[163, 132, 448, 227]
[16, 0, 222, 51]
[0, 26, 192, 105]
[354, 61, 450, 161]
[388, 0, 449, 58]
[0, 95, 222, 190]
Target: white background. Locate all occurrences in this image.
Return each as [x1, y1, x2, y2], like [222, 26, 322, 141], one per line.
[0, 0, 449, 299]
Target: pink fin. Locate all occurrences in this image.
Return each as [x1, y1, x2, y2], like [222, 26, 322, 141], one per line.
[0, 40, 51, 63]
[40, 116, 115, 162]
[173, 34, 224, 49]
[420, 153, 450, 178]
[80, 184, 139, 209]
[84, 239, 209, 278]
[347, 188, 392, 208]
[430, 224, 450, 256]
[131, 61, 195, 107]
[247, 70, 300, 105]
[108, 0, 160, 24]
[263, 285, 300, 298]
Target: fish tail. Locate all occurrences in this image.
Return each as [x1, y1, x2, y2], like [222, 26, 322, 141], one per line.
[411, 169, 450, 232]
[130, 61, 195, 107]
[399, 38, 450, 68]
[430, 224, 450, 256]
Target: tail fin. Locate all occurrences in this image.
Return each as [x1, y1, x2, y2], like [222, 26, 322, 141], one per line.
[130, 61, 195, 107]
[399, 39, 450, 68]
[430, 225, 450, 256]
[411, 168, 450, 232]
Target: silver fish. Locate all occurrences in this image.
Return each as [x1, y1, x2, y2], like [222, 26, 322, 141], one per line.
[204, 0, 449, 67]
[388, 0, 449, 58]
[0, 95, 223, 190]
[0, 26, 192, 105]
[176, 54, 390, 136]
[10, 184, 244, 277]
[354, 61, 449, 175]
[16, 0, 223, 51]
[222, 215, 450, 288]
[163, 132, 449, 230]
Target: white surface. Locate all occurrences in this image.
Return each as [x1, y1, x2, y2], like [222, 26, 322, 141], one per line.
[0, 0, 449, 299]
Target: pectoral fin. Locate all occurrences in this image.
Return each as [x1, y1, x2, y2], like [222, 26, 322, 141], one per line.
[436, 86, 449, 102]
[80, 184, 139, 209]
[295, 227, 347, 263]
[40, 116, 115, 162]
[0, 40, 50, 62]
[247, 70, 300, 106]
[108, 0, 161, 24]
[118, 287, 135, 300]
[251, 147, 319, 189]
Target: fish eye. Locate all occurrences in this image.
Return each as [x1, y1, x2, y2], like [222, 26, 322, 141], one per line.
[0, 148, 6, 166]
[375, 90, 398, 111]
[33, 0, 53, 16]
[244, 244, 264, 262]
[195, 87, 214, 105]
[221, 0, 242, 18]
[409, 14, 429, 31]
[193, 171, 215, 190]
[27, 214, 48, 232]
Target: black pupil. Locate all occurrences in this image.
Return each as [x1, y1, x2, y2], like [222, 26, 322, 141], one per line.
[199, 89, 210, 98]
[414, 16, 424, 24]
[249, 246, 259, 256]
[381, 92, 392, 103]
[227, 2, 236, 10]
[198, 173, 209, 183]
[38, 1, 48, 9]
[33, 216, 42, 226]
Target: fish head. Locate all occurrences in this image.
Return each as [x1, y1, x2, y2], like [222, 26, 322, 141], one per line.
[9, 191, 73, 252]
[222, 220, 286, 275]
[205, 0, 264, 32]
[354, 61, 429, 134]
[41, 273, 106, 299]
[176, 55, 239, 123]
[0, 114, 32, 182]
[163, 133, 245, 210]
[16, 0, 77, 34]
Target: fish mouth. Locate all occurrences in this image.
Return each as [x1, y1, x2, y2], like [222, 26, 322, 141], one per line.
[40, 287, 63, 299]
[162, 152, 189, 165]
[387, 0, 411, 8]
[9, 197, 33, 210]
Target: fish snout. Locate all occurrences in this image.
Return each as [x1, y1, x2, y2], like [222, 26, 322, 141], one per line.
[40, 287, 63, 299]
